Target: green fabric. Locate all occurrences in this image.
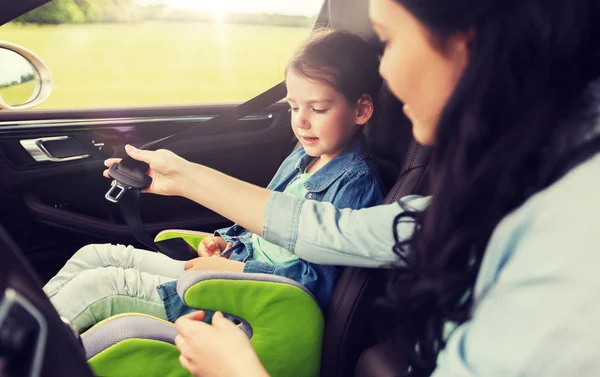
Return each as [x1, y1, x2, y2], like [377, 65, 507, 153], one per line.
[252, 173, 313, 266]
[282, 172, 313, 197]
[88, 338, 192, 377]
[154, 230, 208, 251]
[184, 278, 323, 377]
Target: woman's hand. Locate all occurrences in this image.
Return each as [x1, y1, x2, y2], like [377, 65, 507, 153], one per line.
[105, 144, 271, 237]
[184, 257, 244, 272]
[197, 236, 233, 257]
[103, 144, 193, 197]
[175, 311, 269, 377]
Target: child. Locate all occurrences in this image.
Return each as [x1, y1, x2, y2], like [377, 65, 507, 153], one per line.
[43, 29, 386, 331]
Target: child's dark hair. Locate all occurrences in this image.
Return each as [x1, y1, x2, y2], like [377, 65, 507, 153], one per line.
[285, 29, 382, 108]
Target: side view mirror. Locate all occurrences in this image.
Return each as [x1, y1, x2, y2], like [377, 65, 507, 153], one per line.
[0, 41, 52, 110]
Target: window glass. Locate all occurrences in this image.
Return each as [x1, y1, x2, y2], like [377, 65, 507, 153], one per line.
[0, 0, 322, 109]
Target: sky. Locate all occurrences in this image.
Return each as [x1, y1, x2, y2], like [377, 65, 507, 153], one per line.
[0, 49, 35, 86]
[136, 0, 324, 16]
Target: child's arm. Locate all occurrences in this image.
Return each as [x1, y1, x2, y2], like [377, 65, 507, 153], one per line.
[183, 256, 245, 272]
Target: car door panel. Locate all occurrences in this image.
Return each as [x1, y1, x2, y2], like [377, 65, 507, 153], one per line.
[0, 102, 295, 278]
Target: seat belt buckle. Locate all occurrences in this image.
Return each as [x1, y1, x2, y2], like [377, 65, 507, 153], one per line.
[104, 162, 152, 203]
[105, 181, 131, 203]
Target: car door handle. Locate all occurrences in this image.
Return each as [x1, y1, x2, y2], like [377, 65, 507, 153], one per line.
[20, 136, 91, 163]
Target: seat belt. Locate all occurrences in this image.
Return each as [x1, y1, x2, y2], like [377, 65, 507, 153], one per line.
[104, 81, 287, 260]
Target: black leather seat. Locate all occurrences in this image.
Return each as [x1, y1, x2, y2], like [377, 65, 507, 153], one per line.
[320, 139, 431, 377]
[318, 1, 432, 376]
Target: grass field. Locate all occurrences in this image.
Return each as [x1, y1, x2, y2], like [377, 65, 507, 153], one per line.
[0, 80, 37, 106]
[0, 22, 311, 109]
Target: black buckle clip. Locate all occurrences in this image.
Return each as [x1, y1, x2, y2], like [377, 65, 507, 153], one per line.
[104, 162, 152, 203]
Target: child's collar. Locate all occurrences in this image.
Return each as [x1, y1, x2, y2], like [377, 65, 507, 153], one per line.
[294, 133, 371, 193]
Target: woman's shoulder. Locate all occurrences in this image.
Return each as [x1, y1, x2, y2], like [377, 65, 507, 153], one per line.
[521, 152, 600, 222]
[478, 152, 600, 295]
[457, 153, 600, 377]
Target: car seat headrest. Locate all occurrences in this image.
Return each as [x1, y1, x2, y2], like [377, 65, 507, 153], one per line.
[327, 0, 381, 48]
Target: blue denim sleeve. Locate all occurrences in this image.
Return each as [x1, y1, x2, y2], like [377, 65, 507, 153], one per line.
[214, 225, 237, 244]
[214, 224, 253, 246]
[244, 259, 340, 310]
[263, 192, 430, 268]
[243, 260, 275, 274]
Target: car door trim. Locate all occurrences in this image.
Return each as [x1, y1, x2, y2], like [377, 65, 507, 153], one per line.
[19, 136, 91, 163]
[0, 114, 274, 131]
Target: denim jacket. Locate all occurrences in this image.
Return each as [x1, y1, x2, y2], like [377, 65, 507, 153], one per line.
[156, 133, 386, 320]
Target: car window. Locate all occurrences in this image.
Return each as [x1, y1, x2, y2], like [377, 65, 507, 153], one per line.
[0, 0, 322, 109]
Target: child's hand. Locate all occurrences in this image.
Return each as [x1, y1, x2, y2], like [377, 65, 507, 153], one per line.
[184, 257, 245, 272]
[103, 145, 192, 197]
[197, 236, 232, 257]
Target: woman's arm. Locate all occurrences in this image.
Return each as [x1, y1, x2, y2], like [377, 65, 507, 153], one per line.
[107, 146, 429, 268]
[264, 192, 429, 267]
[181, 163, 429, 267]
[179, 162, 271, 236]
[107, 146, 271, 236]
[175, 311, 269, 377]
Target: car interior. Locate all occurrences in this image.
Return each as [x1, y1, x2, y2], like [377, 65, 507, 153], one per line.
[0, 0, 433, 375]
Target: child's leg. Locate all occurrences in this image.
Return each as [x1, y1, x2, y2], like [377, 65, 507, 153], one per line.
[50, 265, 177, 332]
[44, 243, 186, 297]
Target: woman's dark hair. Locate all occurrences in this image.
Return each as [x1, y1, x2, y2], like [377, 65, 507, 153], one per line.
[384, 0, 600, 374]
[285, 29, 382, 108]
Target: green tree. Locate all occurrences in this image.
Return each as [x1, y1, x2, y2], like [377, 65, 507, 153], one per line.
[74, 0, 103, 23]
[20, 73, 36, 83]
[16, 0, 142, 24]
[17, 0, 85, 24]
[76, 0, 142, 23]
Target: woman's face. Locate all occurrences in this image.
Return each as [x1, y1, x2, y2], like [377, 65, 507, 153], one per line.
[370, 0, 470, 145]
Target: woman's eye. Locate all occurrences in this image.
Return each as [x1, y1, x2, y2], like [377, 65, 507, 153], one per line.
[289, 107, 299, 112]
[312, 108, 328, 114]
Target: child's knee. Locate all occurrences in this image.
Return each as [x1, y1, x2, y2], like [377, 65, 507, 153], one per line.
[76, 267, 111, 284]
[72, 243, 108, 261]
[71, 243, 131, 268]
[79, 266, 158, 300]
[71, 267, 122, 296]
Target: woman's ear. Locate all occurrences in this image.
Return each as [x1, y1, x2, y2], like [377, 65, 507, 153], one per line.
[355, 94, 374, 126]
[447, 28, 473, 67]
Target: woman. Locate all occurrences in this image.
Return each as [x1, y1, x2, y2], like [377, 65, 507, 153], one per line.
[108, 0, 600, 376]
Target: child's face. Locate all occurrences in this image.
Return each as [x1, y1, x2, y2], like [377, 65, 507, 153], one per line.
[285, 69, 369, 163]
